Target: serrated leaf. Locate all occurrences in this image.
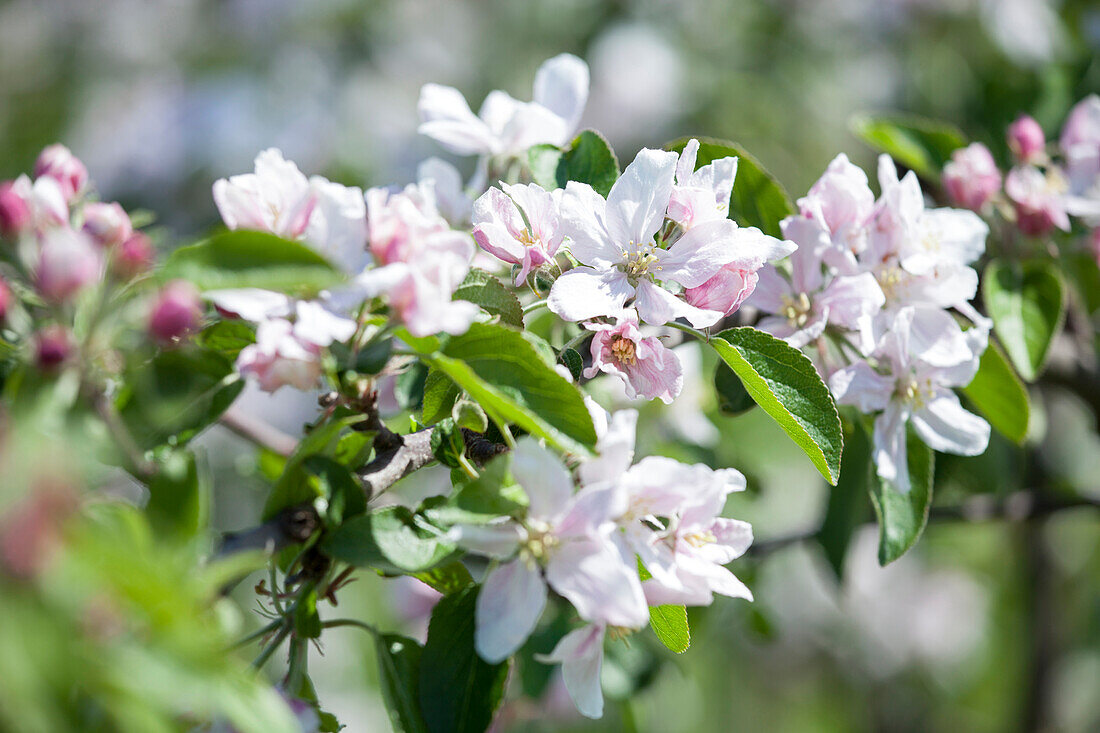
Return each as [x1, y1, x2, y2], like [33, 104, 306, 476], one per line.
[816, 419, 872, 578]
[527, 144, 563, 191]
[869, 429, 933, 565]
[850, 113, 966, 180]
[983, 259, 1065, 382]
[373, 632, 429, 733]
[665, 136, 794, 238]
[453, 269, 523, 327]
[422, 368, 460, 425]
[555, 130, 620, 197]
[162, 230, 343, 296]
[322, 506, 455, 573]
[427, 323, 597, 455]
[711, 327, 843, 484]
[418, 586, 509, 733]
[962, 337, 1030, 444]
[559, 347, 583, 381]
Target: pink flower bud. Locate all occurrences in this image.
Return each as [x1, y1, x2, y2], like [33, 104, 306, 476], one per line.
[1007, 115, 1045, 163]
[0, 278, 10, 322]
[942, 143, 1002, 211]
[81, 201, 132, 248]
[149, 280, 202, 343]
[684, 264, 759, 316]
[34, 326, 72, 369]
[0, 180, 30, 238]
[114, 232, 154, 278]
[1091, 229, 1100, 267]
[34, 144, 88, 202]
[35, 229, 102, 303]
[1005, 166, 1070, 236]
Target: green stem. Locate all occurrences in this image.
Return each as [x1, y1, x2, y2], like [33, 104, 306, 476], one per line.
[232, 618, 284, 649]
[665, 321, 709, 342]
[321, 619, 379, 634]
[522, 298, 548, 315]
[456, 452, 480, 480]
[560, 330, 592, 354]
[251, 624, 292, 670]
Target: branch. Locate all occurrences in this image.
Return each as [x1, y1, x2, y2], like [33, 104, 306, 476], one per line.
[216, 503, 320, 558]
[220, 406, 298, 458]
[356, 427, 435, 499]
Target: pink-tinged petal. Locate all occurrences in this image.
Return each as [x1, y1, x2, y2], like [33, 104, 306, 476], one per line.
[661, 219, 743, 288]
[532, 54, 589, 133]
[512, 438, 574, 522]
[830, 361, 894, 412]
[546, 538, 648, 628]
[873, 402, 911, 493]
[633, 279, 722, 328]
[691, 156, 738, 212]
[912, 392, 990, 457]
[501, 182, 561, 250]
[675, 139, 700, 184]
[1060, 94, 1100, 153]
[559, 182, 619, 267]
[213, 176, 267, 231]
[579, 403, 638, 486]
[556, 483, 628, 539]
[418, 157, 471, 225]
[707, 517, 754, 563]
[747, 265, 793, 314]
[548, 267, 633, 322]
[417, 84, 496, 156]
[535, 625, 606, 719]
[206, 288, 292, 322]
[817, 273, 884, 330]
[304, 177, 368, 273]
[605, 148, 678, 247]
[475, 559, 548, 663]
[684, 266, 758, 316]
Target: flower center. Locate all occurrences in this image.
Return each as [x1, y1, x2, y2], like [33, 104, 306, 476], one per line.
[897, 376, 933, 409]
[611, 336, 637, 365]
[517, 229, 539, 248]
[684, 530, 717, 549]
[524, 520, 559, 560]
[781, 292, 813, 327]
[621, 243, 662, 281]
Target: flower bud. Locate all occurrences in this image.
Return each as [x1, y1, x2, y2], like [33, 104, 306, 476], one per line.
[34, 325, 72, 369]
[0, 278, 10, 322]
[149, 280, 203, 343]
[1007, 115, 1045, 163]
[34, 144, 88, 202]
[1091, 229, 1100, 267]
[114, 232, 154, 278]
[684, 264, 759, 316]
[35, 228, 102, 303]
[81, 201, 132, 248]
[0, 180, 30, 238]
[942, 143, 1002, 211]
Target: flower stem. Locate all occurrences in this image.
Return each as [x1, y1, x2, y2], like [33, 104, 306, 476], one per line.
[665, 321, 709, 342]
[522, 298, 548, 315]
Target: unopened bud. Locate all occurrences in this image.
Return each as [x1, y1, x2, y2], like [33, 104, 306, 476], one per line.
[34, 144, 88, 202]
[942, 143, 1002, 211]
[0, 278, 10, 322]
[35, 228, 101, 303]
[35, 325, 72, 369]
[1007, 115, 1045, 163]
[82, 201, 132, 248]
[0, 180, 30, 238]
[113, 232, 154, 279]
[149, 280, 203, 343]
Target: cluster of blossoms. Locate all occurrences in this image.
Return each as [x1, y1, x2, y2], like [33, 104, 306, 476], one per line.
[452, 399, 751, 718]
[748, 153, 992, 492]
[941, 95, 1100, 243]
[0, 144, 202, 368]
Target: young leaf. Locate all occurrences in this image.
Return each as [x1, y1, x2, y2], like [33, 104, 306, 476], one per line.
[162, 230, 343, 296]
[373, 632, 429, 733]
[427, 323, 598, 455]
[850, 113, 966, 180]
[453, 269, 524, 327]
[418, 586, 510, 733]
[322, 506, 456, 573]
[555, 130, 620, 197]
[869, 430, 934, 565]
[816, 419, 872, 579]
[665, 137, 794, 238]
[982, 259, 1066, 382]
[711, 327, 843, 484]
[962, 337, 1030, 444]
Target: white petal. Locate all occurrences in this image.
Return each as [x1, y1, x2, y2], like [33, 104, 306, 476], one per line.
[448, 521, 524, 558]
[535, 625, 606, 719]
[547, 267, 633, 322]
[559, 182, 619, 267]
[292, 300, 357, 347]
[829, 362, 894, 412]
[417, 84, 496, 156]
[912, 392, 990, 456]
[475, 560, 547, 663]
[605, 148, 678, 246]
[633, 279, 722, 328]
[512, 438, 574, 522]
[206, 288, 292, 322]
[873, 402, 911, 493]
[579, 408, 638, 486]
[532, 54, 589, 134]
[546, 538, 648, 628]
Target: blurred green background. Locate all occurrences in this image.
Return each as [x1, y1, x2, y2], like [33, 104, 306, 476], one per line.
[3, 0, 1099, 730]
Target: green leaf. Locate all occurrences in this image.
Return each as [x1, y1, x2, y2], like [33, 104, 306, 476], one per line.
[714, 362, 757, 416]
[421, 368, 460, 425]
[636, 560, 689, 653]
[983, 259, 1066, 382]
[373, 633, 429, 733]
[143, 448, 209, 539]
[322, 506, 456, 573]
[527, 144, 563, 191]
[555, 130, 620, 197]
[559, 348, 583, 382]
[962, 338, 1030, 444]
[869, 430, 934, 565]
[816, 418, 872, 578]
[303, 456, 367, 527]
[453, 269, 523, 327]
[850, 113, 966, 180]
[423, 453, 525, 526]
[294, 588, 322, 639]
[116, 345, 244, 451]
[419, 586, 509, 733]
[711, 327, 843, 484]
[162, 230, 344, 296]
[452, 399, 488, 433]
[665, 137, 794, 238]
[428, 323, 597, 455]
[411, 562, 474, 596]
[197, 320, 255, 360]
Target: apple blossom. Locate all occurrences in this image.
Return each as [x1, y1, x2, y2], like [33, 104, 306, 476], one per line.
[1059, 95, 1100, 156]
[1008, 114, 1046, 163]
[418, 54, 588, 159]
[667, 138, 737, 230]
[583, 313, 683, 403]
[236, 318, 324, 393]
[472, 183, 563, 286]
[9, 174, 68, 232]
[34, 144, 87, 202]
[149, 280, 203, 343]
[417, 157, 472, 226]
[797, 153, 876, 270]
[549, 148, 793, 327]
[34, 228, 102, 303]
[206, 289, 356, 348]
[830, 307, 990, 493]
[0, 181, 30, 238]
[1004, 165, 1071, 235]
[81, 201, 132, 248]
[535, 624, 607, 719]
[942, 143, 1002, 212]
[682, 262, 759, 316]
